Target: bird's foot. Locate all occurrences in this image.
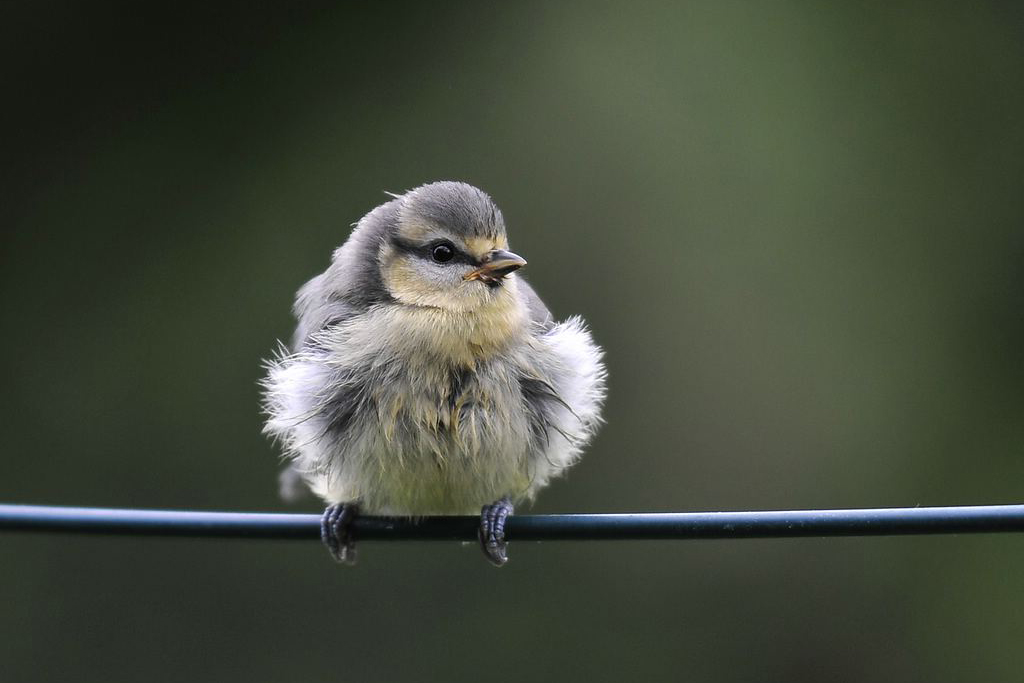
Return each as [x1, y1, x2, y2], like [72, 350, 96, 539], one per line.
[321, 503, 359, 565]
[478, 497, 513, 567]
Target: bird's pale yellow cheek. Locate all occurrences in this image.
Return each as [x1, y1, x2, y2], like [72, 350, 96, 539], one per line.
[383, 259, 440, 306]
[382, 258, 484, 311]
[379, 234, 515, 312]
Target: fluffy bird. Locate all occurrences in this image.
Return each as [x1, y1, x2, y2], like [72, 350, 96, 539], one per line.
[262, 181, 606, 565]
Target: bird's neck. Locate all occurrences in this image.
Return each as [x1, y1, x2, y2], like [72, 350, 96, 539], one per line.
[377, 294, 528, 367]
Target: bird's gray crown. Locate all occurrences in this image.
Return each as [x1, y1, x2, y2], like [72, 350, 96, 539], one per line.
[398, 181, 506, 240]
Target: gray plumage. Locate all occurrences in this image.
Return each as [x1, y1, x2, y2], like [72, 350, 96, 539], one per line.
[262, 181, 606, 516]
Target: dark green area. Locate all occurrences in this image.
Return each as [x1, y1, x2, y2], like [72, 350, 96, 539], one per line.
[2, 2, 1024, 681]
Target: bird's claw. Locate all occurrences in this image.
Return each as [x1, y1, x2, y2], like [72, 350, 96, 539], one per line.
[478, 497, 513, 566]
[321, 503, 359, 565]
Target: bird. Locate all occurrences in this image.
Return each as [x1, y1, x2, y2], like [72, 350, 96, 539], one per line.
[261, 181, 606, 565]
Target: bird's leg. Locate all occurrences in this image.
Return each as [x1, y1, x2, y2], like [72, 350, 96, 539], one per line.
[320, 502, 359, 565]
[478, 497, 514, 566]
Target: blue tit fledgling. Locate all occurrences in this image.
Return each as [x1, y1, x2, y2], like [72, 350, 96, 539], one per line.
[262, 181, 606, 565]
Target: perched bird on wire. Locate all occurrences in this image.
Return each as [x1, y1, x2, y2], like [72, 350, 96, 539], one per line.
[262, 181, 606, 565]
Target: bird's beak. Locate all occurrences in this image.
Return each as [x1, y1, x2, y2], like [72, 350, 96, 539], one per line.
[463, 249, 528, 283]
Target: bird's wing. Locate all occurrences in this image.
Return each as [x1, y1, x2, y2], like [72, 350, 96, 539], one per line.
[289, 271, 360, 352]
[517, 277, 555, 332]
[276, 273, 361, 502]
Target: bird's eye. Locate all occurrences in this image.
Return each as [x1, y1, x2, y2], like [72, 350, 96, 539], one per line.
[431, 243, 455, 263]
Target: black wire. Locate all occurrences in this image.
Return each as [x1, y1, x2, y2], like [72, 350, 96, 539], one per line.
[2, 503, 1024, 541]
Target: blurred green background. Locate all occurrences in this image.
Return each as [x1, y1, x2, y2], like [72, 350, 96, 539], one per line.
[3, 2, 1024, 681]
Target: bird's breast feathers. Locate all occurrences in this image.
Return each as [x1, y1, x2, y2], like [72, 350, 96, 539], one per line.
[263, 286, 605, 514]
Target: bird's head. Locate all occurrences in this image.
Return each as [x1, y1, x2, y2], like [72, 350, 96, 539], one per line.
[377, 182, 527, 312]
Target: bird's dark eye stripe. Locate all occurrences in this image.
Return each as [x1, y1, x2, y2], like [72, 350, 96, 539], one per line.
[390, 236, 476, 265]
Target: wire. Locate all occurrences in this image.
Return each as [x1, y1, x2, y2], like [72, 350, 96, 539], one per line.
[2, 503, 1024, 542]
